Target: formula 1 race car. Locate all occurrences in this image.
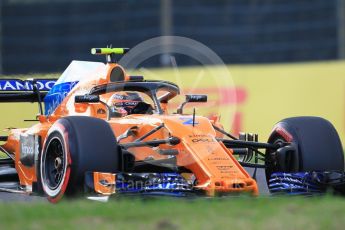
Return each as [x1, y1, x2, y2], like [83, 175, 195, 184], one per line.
[0, 48, 344, 202]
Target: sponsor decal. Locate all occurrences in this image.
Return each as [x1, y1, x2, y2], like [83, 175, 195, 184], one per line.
[180, 117, 199, 125]
[114, 101, 139, 107]
[75, 94, 99, 103]
[111, 92, 142, 101]
[0, 79, 55, 91]
[112, 94, 127, 100]
[188, 134, 216, 145]
[187, 95, 207, 102]
[216, 165, 234, 174]
[191, 138, 215, 143]
[20, 134, 40, 167]
[207, 157, 229, 161]
[188, 134, 208, 137]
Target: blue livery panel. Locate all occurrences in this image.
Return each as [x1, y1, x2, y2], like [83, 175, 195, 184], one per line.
[268, 171, 345, 195]
[44, 81, 79, 115]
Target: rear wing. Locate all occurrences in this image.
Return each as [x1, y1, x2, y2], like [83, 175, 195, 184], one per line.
[0, 79, 56, 103]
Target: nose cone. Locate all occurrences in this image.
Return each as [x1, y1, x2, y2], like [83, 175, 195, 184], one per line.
[199, 178, 259, 196]
[161, 115, 259, 196]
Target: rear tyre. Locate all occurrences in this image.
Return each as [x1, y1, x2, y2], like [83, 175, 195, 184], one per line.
[265, 116, 344, 183]
[40, 116, 120, 202]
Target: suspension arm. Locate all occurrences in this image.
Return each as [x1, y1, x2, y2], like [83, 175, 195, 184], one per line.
[120, 137, 180, 149]
[239, 162, 266, 168]
[217, 138, 280, 150]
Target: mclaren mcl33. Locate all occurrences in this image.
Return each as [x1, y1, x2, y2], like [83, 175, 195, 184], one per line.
[0, 48, 344, 202]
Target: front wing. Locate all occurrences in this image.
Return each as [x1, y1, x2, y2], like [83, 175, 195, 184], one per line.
[269, 171, 345, 195]
[85, 172, 194, 197]
[84, 171, 345, 197]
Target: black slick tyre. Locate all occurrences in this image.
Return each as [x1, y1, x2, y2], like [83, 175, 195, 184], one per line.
[40, 116, 120, 202]
[265, 116, 344, 184]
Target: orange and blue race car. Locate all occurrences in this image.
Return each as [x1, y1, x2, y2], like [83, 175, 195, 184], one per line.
[0, 48, 344, 202]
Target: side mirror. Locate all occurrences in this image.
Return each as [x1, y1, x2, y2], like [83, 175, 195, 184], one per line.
[185, 95, 207, 103]
[177, 94, 207, 114]
[74, 95, 116, 120]
[74, 95, 100, 113]
[75, 95, 100, 103]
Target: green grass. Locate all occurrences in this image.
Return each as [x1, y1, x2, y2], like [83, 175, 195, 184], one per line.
[0, 196, 345, 230]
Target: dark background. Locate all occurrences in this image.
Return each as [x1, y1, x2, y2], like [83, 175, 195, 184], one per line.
[0, 0, 344, 74]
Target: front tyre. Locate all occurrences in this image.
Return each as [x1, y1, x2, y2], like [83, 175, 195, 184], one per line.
[40, 116, 120, 203]
[265, 116, 344, 184]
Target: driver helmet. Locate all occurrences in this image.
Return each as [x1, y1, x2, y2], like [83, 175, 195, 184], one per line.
[107, 92, 144, 116]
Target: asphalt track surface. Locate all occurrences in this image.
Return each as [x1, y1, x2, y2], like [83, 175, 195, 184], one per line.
[0, 167, 269, 202]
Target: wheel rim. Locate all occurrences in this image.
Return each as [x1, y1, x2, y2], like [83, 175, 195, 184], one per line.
[43, 137, 66, 190]
[265, 138, 285, 183]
